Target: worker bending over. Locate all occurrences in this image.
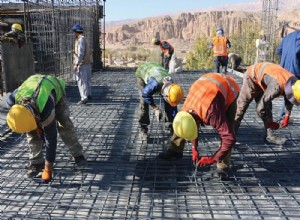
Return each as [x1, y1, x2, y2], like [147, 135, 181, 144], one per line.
[158, 73, 240, 178]
[233, 62, 300, 145]
[6, 74, 87, 183]
[136, 62, 184, 140]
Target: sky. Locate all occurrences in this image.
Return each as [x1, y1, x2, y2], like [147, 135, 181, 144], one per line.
[105, 0, 255, 22]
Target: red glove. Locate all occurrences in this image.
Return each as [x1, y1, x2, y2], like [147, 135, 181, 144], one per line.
[267, 121, 280, 130]
[280, 115, 289, 128]
[192, 147, 199, 165]
[197, 157, 216, 167]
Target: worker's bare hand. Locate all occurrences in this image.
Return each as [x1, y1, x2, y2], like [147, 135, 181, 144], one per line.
[154, 107, 163, 122]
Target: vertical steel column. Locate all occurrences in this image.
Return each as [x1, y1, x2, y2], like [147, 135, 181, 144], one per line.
[260, 0, 279, 62]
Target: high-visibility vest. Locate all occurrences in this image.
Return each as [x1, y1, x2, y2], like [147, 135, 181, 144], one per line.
[182, 73, 240, 121]
[15, 74, 65, 112]
[247, 62, 293, 94]
[213, 36, 228, 56]
[135, 62, 169, 84]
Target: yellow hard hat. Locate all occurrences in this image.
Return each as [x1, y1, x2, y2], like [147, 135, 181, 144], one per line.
[12, 23, 22, 31]
[293, 80, 300, 103]
[173, 111, 198, 141]
[152, 37, 158, 45]
[7, 105, 37, 133]
[167, 83, 184, 107]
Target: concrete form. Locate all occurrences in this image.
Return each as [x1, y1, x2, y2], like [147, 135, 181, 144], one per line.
[1, 69, 300, 219]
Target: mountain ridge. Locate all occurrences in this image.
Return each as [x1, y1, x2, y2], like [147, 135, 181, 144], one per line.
[105, 1, 300, 59]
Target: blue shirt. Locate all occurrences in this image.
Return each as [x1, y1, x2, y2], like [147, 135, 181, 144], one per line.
[142, 77, 178, 121]
[276, 30, 300, 78]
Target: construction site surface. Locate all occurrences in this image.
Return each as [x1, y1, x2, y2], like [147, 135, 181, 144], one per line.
[1, 69, 300, 219]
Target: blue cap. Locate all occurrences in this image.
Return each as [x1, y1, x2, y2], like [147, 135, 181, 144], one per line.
[72, 24, 84, 33]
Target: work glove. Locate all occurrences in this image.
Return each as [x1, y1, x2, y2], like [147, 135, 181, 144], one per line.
[192, 147, 199, 165]
[154, 107, 163, 122]
[197, 157, 216, 167]
[267, 121, 280, 130]
[280, 115, 289, 128]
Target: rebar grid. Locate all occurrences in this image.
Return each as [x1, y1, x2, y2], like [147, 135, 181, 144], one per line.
[1, 70, 300, 219]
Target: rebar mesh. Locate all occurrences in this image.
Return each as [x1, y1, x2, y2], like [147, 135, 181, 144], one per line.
[1, 69, 300, 219]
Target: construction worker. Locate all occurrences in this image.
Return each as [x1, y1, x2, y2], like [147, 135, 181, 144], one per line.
[152, 37, 174, 70]
[210, 27, 231, 73]
[6, 74, 87, 183]
[0, 23, 26, 48]
[228, 53, 242, 71]
[72, 23, 92, 105]
[277, 29, 300, 119]
[255, 31, 269, 63]
[233, 62, 300, 145]
[136, 62, 184, 140]
[0, 23, 25, 96]
[158, 73, 240, 178]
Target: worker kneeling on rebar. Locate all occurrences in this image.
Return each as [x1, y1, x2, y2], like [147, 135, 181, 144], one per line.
[158, 73, 240, 179]
[6, 74, 87, 183]
[233, 62, 300, 145]
[136, 62, 184, 141]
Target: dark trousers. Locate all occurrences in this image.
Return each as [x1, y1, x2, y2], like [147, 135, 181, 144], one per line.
[214, 56, 228, 73]
[161, 52, 173, 70]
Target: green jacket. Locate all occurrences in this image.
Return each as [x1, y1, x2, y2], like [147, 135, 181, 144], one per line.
[135, 62, 169, 84]
[15, 74, 65, 112]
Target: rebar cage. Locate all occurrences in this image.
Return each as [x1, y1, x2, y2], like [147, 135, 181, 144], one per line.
[0, 0, 103, 80]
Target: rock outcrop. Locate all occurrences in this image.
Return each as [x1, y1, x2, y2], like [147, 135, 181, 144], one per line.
[106, 11, 260, 45]
[106, 9, 300, 46]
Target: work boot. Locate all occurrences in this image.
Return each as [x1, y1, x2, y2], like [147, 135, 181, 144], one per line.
[77, 99, 88, 105]
[74, 155, 88, 168]
[27, 162, 44, 178]
[41, 162, 53, 184]
[157, 149, 183, 160]
[265, 128, 287, 145]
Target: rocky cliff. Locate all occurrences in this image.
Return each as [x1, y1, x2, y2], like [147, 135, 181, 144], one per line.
[106, 9, 300, 46]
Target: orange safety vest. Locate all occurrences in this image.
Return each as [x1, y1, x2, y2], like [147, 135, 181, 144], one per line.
[247, 62, 293, 94]
[213, 36, 228, 57]
[182, 73, 240, 121]
[160, 41, 174, 56]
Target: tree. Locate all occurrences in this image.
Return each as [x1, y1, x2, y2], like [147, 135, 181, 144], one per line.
[185, 35, 213, 70]
[185, 23, 261, 70]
